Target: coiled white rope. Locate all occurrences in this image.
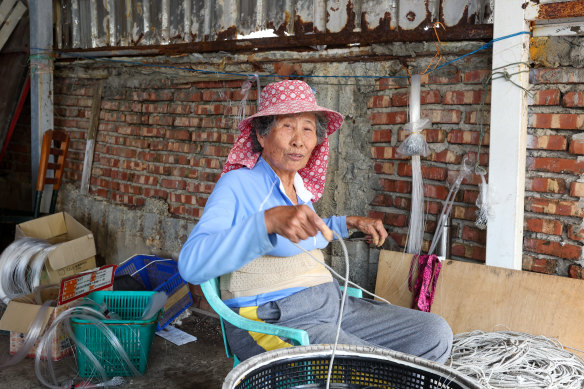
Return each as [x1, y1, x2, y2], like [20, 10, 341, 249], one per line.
[0, 238, 54, 304]
[448, 330, 584, 389]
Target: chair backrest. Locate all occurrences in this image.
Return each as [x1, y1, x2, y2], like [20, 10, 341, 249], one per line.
[35, 130, 69, 217]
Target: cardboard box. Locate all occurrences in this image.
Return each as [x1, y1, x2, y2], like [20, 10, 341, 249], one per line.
[15, 212, 97, 284]
[0, 287, 74, 361]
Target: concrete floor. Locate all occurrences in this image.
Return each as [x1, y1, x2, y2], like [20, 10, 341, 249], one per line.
[0, 310, 233, 388]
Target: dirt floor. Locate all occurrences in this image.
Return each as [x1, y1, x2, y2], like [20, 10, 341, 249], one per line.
[0, 310, 234, 388]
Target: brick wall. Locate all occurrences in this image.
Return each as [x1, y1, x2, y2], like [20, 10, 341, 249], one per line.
[368, 67, 492, 264]
[35, 44, 581, 294]
[55, 78, 251, 221]
[525, 67, 584, 277]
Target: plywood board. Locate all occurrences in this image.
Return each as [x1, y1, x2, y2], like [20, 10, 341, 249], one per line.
[375, 250, 584, 350]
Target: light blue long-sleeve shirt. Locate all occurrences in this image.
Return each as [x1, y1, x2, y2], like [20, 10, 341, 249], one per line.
[178, 157, 349, 307]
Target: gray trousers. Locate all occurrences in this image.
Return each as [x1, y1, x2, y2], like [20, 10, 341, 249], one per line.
[224, 280, 453, 364]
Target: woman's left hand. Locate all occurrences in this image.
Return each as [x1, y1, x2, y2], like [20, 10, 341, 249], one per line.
[346, 216, 388, 247]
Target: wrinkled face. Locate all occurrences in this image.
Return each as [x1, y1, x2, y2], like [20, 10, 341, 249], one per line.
[258, 112, 318, 178]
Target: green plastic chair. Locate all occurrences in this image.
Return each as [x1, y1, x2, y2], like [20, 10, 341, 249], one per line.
[200, 277, 363, 367]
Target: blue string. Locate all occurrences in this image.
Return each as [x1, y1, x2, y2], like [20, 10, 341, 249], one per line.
[423, 31, 531, 75]
[31, 30, 531, 81]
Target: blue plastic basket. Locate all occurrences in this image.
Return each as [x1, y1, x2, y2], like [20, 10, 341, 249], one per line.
[71, 291, 161, 377]
[115, 255, 193, 330]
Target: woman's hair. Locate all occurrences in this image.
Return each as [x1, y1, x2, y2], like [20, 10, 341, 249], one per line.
[250, 113, 328, 153]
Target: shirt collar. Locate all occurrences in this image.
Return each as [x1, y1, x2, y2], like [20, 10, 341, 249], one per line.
[257, 157, 314, 203]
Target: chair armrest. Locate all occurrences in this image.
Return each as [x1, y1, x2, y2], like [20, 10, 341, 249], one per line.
[340, 286, 363, 298]
[200, 281, 310, 346]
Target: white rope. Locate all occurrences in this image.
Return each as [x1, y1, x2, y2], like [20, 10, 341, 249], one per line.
[448, 330, 584, 389]
[294, 232, 394, 389]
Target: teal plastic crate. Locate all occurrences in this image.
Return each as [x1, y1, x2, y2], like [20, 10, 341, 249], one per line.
[71, 291, 162, 377]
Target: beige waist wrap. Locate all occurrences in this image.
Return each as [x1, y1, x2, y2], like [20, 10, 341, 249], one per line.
[220, 249, 332, 300]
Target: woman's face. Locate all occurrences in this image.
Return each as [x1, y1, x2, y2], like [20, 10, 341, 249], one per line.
[258, 112, 318, 179]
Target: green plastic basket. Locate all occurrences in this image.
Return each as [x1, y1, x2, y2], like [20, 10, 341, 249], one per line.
[71, 291, 162, 377]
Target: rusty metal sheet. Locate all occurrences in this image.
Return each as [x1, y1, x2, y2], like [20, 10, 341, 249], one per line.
[398, 0, 431, 30]
[526, 0, 584, 21]
[55, 0, 493, 51]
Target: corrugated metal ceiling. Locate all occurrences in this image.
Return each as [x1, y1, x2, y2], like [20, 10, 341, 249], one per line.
[53, 0, 493, 52]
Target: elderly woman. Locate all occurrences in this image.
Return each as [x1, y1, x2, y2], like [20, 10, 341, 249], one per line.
[178, 80, 452, 363]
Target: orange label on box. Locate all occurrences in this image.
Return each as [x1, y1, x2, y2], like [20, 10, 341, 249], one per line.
[58, 265, 116, 305]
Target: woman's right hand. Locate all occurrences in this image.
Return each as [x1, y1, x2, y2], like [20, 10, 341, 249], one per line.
[264, 205, 332, 243]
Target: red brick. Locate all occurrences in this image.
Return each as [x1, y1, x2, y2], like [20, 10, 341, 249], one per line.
[522, 255, 557, 274]
[370, 111, 408, 125]
[526, 134, 567, 151]
[527, 157, 584, 174]
[422, 110, 462, 124]
[166, 129, 191, 140]
[185, 182, 215, 194]
[451, 205, 477, 220]
[463, 69, 490, 84]
[424, 184, 449, 200]
[372, 129, 391, 143]
[424, 71, 461, 84]
[568, 264, 583, 279]
[427, 149, 462, 164]
[148, 116, 174, 126]
[133, 174, 158, 186]
[569, 138, 584, 155]
[397, 163, 447, 180]
[397, 129, 445, 143]
[371, 146, 408, 160]
[524, 238, 581, 260]
[451, 242, 485, 262]
[568, 225, 584, 242]
[378, 178, 411, 193]
[462, 225, 486, 245]
[530, 68, 584, 84]
[530, 89, 561, 106]
[373, 162, 395, 175]
[465, 111, 489, 125]
[377, 78, 407, 90]
[368, 96, 391, 108]
[174, 91, 203, 102]
[143, 188, 168, 199]
[529, 113, 584, 130]
[170, 167, 198, 179]
[383, 213, 408, 227]
[570, 182, 584, 197]
[563, 91, 584, 107]
[527, 177, 565, 194]
[526, 198, 584, 217]
[391, 93, 408, 107]
[443, 90, 488, 105]
[525, 218, 563, 235]
[161, 179, 186, 190]
[392, 196, 410, 210]
[447, 129, 489, 145]
[371, 194, 393, 207]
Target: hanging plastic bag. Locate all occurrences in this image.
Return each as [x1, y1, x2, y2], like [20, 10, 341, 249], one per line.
[397, 118, 431, 157]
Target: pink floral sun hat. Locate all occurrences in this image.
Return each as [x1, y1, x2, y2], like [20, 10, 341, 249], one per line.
[222, 79, 344, 201]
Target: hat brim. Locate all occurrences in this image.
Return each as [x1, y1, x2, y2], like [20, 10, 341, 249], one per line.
[238, 100, 343, 136]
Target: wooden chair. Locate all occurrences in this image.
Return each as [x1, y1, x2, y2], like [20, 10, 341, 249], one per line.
[0, 129, 69, 223]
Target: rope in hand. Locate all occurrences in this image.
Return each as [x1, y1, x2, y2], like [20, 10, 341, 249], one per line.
[293, 231, 392, 389]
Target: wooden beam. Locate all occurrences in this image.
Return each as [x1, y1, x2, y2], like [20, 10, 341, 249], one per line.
[80, 81, 103, 195]
[486, 0, 530, 270]
[0, 1, 26, 51]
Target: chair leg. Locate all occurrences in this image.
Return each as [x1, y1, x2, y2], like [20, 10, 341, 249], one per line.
[33, 191, 43, 219]
[49, 190, 59, 214]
